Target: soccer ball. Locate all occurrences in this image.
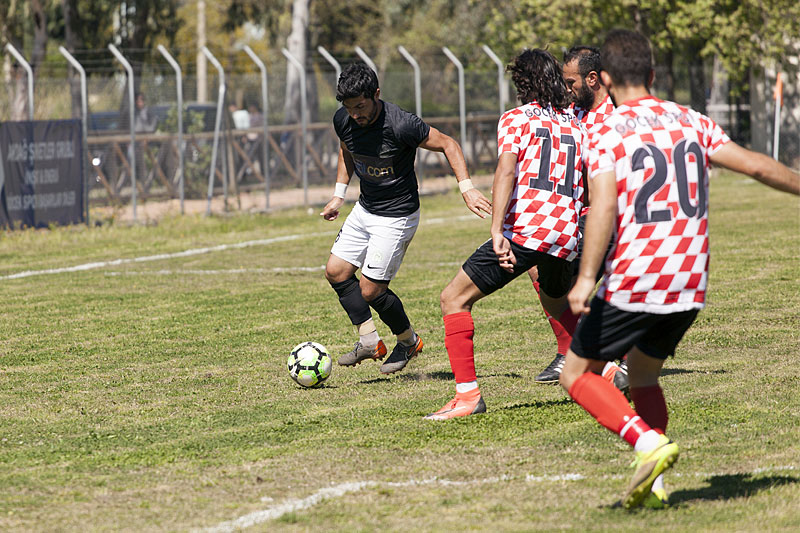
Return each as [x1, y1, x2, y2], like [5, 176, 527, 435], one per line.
[287, 341, 332, 388]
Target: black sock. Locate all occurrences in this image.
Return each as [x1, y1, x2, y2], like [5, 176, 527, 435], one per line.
[368, 288, 411, 335]
[330, 276, 372, 326]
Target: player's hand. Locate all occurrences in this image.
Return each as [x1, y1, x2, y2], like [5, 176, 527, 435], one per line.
[462, 188, 492, 218]
[320, 197, 344, 221]
[492, 232, 516, 273]
[568, 275, 595, 315]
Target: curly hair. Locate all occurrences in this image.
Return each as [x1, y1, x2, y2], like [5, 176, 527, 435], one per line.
[336, 62, 379, 102]
[507, 49, 570, 111]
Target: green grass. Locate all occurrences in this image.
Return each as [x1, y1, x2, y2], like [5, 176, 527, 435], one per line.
[0, 172, 799, 532]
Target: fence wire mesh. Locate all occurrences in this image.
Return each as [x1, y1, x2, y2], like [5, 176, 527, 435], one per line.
[1, 47, 797, 219]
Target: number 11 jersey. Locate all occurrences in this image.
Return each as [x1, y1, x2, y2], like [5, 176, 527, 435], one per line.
[587, 96, 730, 313]
[497, 102, 587, 261]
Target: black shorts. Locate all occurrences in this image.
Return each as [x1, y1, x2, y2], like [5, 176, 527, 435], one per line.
[570, 297, 699, 361]
[462, 239, 573, 298]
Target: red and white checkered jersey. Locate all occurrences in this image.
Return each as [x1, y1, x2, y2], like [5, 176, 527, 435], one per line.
[575, 94, 615, 131]
[587, 96, 730, 313]
[574, 94, 615, 215]
[497, 102, 586, 260]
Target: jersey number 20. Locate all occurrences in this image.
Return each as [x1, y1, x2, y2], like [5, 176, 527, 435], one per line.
[633, 139, 707, 224]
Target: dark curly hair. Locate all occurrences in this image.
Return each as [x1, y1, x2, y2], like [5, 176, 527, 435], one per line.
[336, 62, 379, 102]
[507, 49, 570, 111]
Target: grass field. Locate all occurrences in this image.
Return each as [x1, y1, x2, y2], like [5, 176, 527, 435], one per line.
[1, 171, 799, 532]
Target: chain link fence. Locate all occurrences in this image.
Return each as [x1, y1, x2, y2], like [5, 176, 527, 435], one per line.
[1, 47, 797, 220]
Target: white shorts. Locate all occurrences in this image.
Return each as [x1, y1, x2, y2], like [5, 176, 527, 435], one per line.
[331, 202, 420, 282]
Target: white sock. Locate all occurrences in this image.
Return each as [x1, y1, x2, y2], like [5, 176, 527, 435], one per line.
[652, 474, 665, 492]
[456, 381, 478, 394]
[397, 327, 417, 346]
[634, 430, 663, 453]
[360, 329, 380, 347]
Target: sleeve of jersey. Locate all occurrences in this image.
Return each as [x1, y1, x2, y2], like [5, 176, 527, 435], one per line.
[332, 108, 346, 139]
[701, 114, 731, 155]
[397, 112, 431, 148]
[587, 127, 616, 179]
[497, 111, 525, 157]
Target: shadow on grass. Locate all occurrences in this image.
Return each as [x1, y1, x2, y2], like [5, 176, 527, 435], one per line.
[669, 473, 798, 504]
[498, 398, 573, 411]
[358, 370, 525, 385]
[661, 368, 726, 377]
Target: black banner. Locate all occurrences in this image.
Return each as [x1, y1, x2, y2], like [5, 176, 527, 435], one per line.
[0, 119, 84, 228]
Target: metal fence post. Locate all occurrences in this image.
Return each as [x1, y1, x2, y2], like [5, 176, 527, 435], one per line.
[58, 46, 90, 226]
[442, 47, 467, 150]
[397, 46, 422, 119]
[482, 45, 507, 114]
[4, 44, 34, 122]
[202, 47, 226, 216]
[243, 45, 271, 210]
[281, 48, 309, 208]
[317, 46, 342, 108]
[108, 44, 137, 221]
[354, 46, 378, 75]
[157, 45, 185, 215]
[398, 45, 424, 180]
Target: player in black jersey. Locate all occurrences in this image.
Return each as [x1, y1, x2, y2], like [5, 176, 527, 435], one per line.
[321, 62, 491, 375]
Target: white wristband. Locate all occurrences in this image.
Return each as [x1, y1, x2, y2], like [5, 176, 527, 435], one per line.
[333, 182, 348, 199]
[458, 179, 475, 193]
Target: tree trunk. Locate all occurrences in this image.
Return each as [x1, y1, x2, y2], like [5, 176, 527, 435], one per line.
[197, 0, 207, 102]
[283, 0, 312, 170]
[31, 0, 47, 78]
[664, 49, 675, 102]
[688, 44, 707, 114]
[284, 0, 311, 126]
[62, 0, 83, 119]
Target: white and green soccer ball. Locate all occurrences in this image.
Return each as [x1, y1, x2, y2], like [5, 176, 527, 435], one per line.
[287, 341, 332, 388]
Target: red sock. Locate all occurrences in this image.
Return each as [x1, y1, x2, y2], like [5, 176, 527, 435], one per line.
[630, 385, 668, 434]
[443, 312, 476, 383]
[569, 372, 652, 447]
[533, 281, 573, 354]
[556, 307, 580, 336]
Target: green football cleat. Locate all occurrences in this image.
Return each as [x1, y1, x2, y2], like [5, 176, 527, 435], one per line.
[622, 435, 679, 509]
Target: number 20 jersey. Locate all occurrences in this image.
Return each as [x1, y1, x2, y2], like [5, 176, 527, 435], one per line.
[498, 102, 586, 261]
[587, 96, 730, 313]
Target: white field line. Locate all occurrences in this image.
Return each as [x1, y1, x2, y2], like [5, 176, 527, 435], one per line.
[198, 475, 518, 533]
[102, 261, 463, 277]
[199, 465, 798, 532]
[1, 215, 479, 281]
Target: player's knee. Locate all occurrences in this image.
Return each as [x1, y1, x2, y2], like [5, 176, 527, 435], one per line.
[324, 261, 351, 284]
[360, 282, 384, 302]
[440, 284, 467, 315]
[324, 267, 338, 284]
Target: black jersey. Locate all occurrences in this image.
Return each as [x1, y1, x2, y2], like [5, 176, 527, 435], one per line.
[333, 100, 430, 217]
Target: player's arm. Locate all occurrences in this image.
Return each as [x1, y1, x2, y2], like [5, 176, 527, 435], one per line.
[568, 170, 616, 315]
[320, 142, 355, 221]
[418, 126, 492, 218]
[490, 152, 518, 273]
[709, 142, 800, 195]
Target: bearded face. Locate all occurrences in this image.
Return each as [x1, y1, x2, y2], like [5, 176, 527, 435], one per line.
[574, 79, 594, 110]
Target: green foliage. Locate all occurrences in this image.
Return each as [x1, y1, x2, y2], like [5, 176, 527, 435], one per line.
[488, 0, 799, 88]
